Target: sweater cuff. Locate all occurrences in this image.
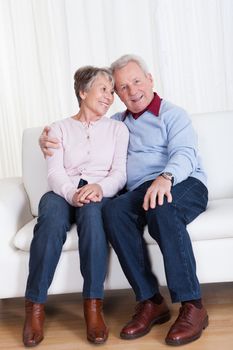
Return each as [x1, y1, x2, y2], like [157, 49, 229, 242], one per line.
[66, 188, 78, 206]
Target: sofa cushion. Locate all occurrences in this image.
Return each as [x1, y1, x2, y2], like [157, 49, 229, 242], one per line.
[13, 198, 233, 252]
[187, 198, 233, 239]
[14, 218, 79, 252]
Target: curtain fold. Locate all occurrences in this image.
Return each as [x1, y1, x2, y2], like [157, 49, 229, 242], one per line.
[152, 0, 233, 113]
[0, 0, 233, 178]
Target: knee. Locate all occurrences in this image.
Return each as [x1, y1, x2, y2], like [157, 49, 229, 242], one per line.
[77, 202, 106, 230]
[148, 201, 174, 218]
[38, 192, 70, 223]
[35, 192, 71, 238]
[146, 203, 178, 240]
[78, 201, 102, 219]
[102, 197, 123, 224]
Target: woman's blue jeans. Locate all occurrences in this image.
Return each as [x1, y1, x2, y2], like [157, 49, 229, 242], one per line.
[103, 177, 208, 303]
[25, 191, 110, 303]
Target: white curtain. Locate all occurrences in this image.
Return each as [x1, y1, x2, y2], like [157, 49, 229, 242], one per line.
[0, 0, 233, 178]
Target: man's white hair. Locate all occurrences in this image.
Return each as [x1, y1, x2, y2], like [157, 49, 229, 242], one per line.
[110, 54, 149, 75]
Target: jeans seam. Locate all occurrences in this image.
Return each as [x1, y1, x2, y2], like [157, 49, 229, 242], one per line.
[174, 207, 196, 298]
[174, 178, 207, 204]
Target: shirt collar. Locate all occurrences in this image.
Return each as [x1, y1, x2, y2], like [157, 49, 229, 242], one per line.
[123, 92, 162, 120]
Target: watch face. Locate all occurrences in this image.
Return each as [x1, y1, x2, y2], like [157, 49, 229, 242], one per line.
[164, 172, 173, 177]
[161, 172, 174, 184]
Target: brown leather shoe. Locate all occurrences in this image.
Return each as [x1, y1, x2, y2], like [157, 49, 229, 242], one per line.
[84, 299, 109, 344]
[23, 299, 45, 347]
[165, 303, 209, 346]
[120, 299, 171, 339]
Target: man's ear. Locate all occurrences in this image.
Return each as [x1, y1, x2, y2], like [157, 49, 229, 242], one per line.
[147, 73, 154, 86]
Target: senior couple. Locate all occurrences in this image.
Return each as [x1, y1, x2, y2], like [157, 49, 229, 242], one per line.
[23, 54, 208, 347]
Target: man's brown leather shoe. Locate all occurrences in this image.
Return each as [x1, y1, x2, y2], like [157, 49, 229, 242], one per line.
[84, 299, 109, 344]
[23, 299, 45, 347]
[165, 303, 209, 346]
[120, 299, 171, 339]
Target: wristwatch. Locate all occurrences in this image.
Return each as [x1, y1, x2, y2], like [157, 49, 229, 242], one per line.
[160, 172, 174, 185]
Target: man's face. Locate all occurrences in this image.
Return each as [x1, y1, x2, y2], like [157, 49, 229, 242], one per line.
[113, 61, 154, 113]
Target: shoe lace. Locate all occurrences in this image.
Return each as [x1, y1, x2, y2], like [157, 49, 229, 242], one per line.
[177, 304, 194, 326]
[132, 301, 148, 321]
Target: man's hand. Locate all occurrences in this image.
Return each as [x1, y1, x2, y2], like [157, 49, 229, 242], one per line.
[72, 184, 103, 207]
[39, 126, 60, 158]
[143, 176, 172, 211]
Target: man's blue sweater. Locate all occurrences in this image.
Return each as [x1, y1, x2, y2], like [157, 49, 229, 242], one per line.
[112, 99, 207, 191]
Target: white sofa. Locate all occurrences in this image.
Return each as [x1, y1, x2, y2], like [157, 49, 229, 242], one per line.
[1, 111, 233, 300]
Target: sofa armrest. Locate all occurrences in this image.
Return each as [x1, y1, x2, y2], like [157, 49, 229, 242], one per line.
[0, 177, 33, 255]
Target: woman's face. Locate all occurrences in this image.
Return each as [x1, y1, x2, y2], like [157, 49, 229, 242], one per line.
[80, 74, 114, 116]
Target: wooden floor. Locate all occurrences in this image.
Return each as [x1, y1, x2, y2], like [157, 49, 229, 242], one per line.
[1, 283, 233, 349]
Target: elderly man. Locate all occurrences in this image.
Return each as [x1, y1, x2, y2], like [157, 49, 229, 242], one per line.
[40, 54, 208, 346]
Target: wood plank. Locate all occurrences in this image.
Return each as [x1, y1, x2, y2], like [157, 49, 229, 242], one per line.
[0, 283, 233, 349]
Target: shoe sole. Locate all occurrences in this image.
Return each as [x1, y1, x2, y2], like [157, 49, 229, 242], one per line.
[120, 311, 171, 340]
[165, 315, 209, 346]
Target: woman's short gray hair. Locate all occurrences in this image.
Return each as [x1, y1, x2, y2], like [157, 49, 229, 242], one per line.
[74, 66, 114, 107]
[110, 54, 149, 75]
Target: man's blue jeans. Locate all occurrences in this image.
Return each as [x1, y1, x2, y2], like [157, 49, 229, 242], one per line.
[103, 177, 208, 303]
[25, 191, 110, 303]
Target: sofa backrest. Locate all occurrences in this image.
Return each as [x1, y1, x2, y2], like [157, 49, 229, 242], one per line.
[22, 127, 47, 216]
[191, 111, 233, 201]
[22, 111, 233, 216]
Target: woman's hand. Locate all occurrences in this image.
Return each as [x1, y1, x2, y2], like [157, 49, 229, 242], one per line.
[72, 184, 103, 207]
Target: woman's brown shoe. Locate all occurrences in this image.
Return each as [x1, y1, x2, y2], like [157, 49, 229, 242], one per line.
[84, 299, 109, 344]
[23, 299, 45, 347]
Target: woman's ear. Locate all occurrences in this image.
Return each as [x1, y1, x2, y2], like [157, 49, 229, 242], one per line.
[79, 90, 87, 101]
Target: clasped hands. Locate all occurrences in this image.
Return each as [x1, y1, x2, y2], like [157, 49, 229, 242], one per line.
[73, 176, 172, 209]
[72, 183, 103, 207]
[39, 128, 172, 210]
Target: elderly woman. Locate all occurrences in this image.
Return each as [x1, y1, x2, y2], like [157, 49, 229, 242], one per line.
[23, 66, 129, 347]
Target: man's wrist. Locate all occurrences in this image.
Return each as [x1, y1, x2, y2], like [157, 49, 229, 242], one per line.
[160, 172, 174, 185]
